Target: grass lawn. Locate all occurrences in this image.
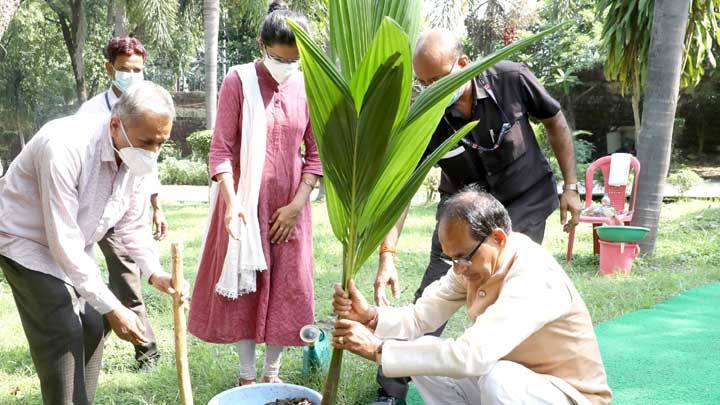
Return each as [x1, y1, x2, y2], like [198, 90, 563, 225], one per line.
[1, 199, 719, 404]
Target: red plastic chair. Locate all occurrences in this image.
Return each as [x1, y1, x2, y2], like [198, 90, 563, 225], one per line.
[566, 154, 641, 263]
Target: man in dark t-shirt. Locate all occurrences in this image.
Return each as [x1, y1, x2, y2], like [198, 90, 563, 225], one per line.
[369, 29, 583, 404]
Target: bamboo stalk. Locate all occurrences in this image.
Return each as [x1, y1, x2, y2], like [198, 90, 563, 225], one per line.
[171, 242, 193, 405]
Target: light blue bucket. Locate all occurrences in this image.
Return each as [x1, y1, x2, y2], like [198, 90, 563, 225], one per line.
[208, 383, 322, 405]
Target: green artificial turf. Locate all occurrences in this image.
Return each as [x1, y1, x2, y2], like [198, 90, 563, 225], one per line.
[596, 282, 720, 404]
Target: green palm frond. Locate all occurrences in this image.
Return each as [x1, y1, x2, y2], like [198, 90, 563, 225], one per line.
[600, 0, 720, 93]
[289, 1, 560, 402]
[126, 0, 179, 47]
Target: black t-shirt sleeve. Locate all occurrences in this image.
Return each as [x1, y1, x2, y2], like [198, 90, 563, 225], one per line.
[518, 65, 561, 120]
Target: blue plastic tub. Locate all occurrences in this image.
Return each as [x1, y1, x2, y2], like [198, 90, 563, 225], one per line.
[208, 383, 322, 405]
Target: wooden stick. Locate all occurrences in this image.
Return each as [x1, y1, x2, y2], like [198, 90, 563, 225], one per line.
[171, 242, 193, 405]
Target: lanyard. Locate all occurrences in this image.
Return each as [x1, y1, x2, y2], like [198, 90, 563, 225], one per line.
[477, 75, 510, 123]
[104, 91, 112, 112]
[443, 76, 512, 152]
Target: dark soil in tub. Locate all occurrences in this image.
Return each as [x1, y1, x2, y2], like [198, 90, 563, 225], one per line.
[264, 398, 313, 405]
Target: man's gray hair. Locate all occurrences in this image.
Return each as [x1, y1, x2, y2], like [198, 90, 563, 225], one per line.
[439, 185, 512, 241]
[112, 81, 176, 122]
[414, 29, 465, 60]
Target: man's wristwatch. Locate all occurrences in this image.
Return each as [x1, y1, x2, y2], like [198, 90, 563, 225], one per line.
[563, 183, 580, 192]
[375, 342, 384, 364]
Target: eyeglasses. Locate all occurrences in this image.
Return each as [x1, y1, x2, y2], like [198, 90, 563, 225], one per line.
[451, 119, 513, 153]
[264, 46, 300, 64]
[440, 239, 484, 267]
[414, 58, 459, 91]
[442, 79, 514, 153]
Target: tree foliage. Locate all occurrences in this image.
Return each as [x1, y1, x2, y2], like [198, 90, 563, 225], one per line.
[0, 0, 329, 161]
[464, 0, 540, 59]
[0, 1, 111, 147]
[600, 0, 720, 94]
[516, 0, 603, 84]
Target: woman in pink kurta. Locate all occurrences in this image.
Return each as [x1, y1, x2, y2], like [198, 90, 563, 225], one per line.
[188, 2, 321, 385]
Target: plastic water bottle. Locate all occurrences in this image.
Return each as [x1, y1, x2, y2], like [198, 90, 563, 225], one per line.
[601, 193, 611, 207]
[300, 324, 331, 382]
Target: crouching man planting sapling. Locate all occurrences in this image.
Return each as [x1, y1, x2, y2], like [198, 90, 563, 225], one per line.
[332, 187, 612, 405]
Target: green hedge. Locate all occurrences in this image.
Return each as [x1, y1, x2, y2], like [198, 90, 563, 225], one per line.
[157, 129, 213, 186]
[667, 168, 702, 196]
[533, 123, 594, 181]
[158, 157, 208, 186]
[187, 129, 213, 162]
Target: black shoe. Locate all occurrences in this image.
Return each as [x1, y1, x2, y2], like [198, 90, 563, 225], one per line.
[370, 396, 404, 405]
[136, 353, 160, 373]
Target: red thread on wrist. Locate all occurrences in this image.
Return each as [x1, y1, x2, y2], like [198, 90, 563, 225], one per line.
[363, 307, 379, 328]
[379, 245, 397, 256]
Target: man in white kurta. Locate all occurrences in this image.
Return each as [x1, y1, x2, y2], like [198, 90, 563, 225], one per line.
[332, 188, 612, 405]
[0, 82, 183, 404]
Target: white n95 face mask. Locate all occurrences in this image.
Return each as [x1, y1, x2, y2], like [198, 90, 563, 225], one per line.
[113, 70, 144, 93]
[263, 55, 300, 83]
[446, 61, 463, 107]
[113, 120, 158, 177]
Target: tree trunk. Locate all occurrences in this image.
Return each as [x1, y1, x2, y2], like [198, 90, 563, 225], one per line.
[563, 94, 576, 130]
[111, 0, 129, 36]
[203, 0, 220, 129]
[697, 119, 705, 155]
[48, 0, 88, 103]
[632, 0, 691, 254]
[220, 7, 228, 78]
[0, 0, 21, 40]
[631, 70, 641, 146]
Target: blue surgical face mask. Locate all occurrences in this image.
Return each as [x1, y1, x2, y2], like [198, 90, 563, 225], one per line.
[113, 70, 144, 93]
[447, 88, 463, 107]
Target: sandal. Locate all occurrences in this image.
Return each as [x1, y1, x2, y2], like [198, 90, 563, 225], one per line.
[261, 375, 283, 384]
[236, 378, 256, 387]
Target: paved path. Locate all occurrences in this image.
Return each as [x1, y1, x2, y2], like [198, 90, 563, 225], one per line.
[159, 184, 434, 204]
[160, 180, 720, 203]
[665, 179, 720, 199]
[571, 179, 720, 199]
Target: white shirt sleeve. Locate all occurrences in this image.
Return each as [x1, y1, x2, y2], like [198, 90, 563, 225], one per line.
[147, 167, 161, 196]
[36, 140, 122, 314]
[112, 177, 163, 281]
[375, 270, 467, 340]
[380, 267, 573, 378]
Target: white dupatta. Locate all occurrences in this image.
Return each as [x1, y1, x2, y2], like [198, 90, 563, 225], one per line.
[200, 62, 268, 299]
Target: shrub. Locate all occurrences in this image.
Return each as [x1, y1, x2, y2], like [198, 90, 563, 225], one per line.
[158, 157, 209, 186]
[159, 140, 182, 161]
[533, 123, 594, 181]
[422, 167, 441, 204]
[187, 129, 213, 162]
[667, 168, 702, 196]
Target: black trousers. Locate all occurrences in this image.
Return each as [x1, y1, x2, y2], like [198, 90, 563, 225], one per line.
[1, 255, 105, 405]
[97, 229, 158, 364]
[376, 179, 556, 400]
